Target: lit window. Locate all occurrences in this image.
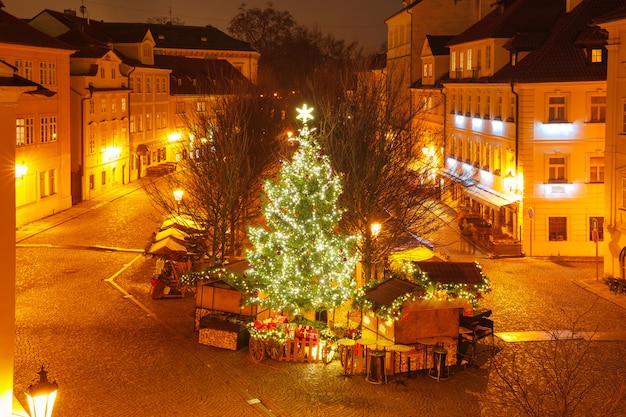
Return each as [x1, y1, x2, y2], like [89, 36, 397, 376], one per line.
[485, 46, 491, 69]
[589, 96, 606, 122]
[549, 217, 567, 241]
[121, 98, 126, 112]
[548, 96, 566, 122]
[591, 48, 603, 63]
[40, 116, 57, 143]
[16, 118, 25, 146]
[197, 101, 206, 112]
[548, 156, 566, 183]
[146, 77, 151, 93]
[89, 100, 95, 114]
[459, 52, 464, 71]
[423, 63, 429, 77]
[101, 98, 106, 113]
[466, 48, 472, 70]
[589, 156, 604, 183]
[451, 51, 456, 72]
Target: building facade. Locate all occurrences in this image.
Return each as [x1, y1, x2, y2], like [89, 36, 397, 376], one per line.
[598, 8, 626, 277]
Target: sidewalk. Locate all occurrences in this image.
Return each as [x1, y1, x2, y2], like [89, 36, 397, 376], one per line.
[16, 179, 149, 243]
[573, 275, 626, 311]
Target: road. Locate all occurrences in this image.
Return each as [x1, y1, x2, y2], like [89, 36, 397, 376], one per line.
[14, 180, 626, 416]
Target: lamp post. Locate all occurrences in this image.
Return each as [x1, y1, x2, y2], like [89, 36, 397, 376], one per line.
[173, 189, 183, 214]
[26, 366, 58, 417]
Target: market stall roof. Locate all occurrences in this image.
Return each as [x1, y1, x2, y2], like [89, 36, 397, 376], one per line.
[388, 246, 437, 268]
[364, 277, 419, 307]
[161, 214, 204, 233]
[415, 261, 484, 284]
[154, 227, 189, 243]
[148, 236, 187, 255]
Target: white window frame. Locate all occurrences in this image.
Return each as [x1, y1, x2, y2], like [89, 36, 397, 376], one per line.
[589, 95, 606, 123]
[547, 155, 567, 183]
[547, 95, 567, 122]
[588, 155, 604, 183]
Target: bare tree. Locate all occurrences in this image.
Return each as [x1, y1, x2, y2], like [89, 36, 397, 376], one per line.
[486, 305, 626, 417]
[146, 85, 287, 265]
[310, 57, 446, 282]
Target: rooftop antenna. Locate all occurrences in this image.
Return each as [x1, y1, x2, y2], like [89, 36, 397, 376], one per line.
[169, 6, 172, 24]
[79, 0, 86, 18]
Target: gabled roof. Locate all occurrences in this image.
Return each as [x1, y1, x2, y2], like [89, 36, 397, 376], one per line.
[142, 23, 255, 52]
[57, 28, 112, 59]
[415, 262, 485, 285]
[593, 5, 626, 24]
[33, 9, 255, 53]
[364, 278, 419, 308]
[154, 55, 251, 95]
[425, 35, 455, 56]
[492, 0, 625, 83]
[448, 0, 565, 46]
[0, 8, 74, 50]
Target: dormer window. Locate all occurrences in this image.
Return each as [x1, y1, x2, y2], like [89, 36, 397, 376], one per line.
[591, 48, 603, 63]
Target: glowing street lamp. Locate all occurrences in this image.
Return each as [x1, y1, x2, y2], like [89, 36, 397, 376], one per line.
[371, 222, 382, 239]
[173, 189, 183, 214]
[26, 366, 58, 417]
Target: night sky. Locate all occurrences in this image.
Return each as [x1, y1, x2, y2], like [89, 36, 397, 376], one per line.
[4, 0, 402, 52]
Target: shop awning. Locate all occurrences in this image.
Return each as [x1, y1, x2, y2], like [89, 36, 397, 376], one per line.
[464, 185, 517, 209]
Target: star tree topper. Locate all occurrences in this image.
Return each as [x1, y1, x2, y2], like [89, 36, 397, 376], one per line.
[296, 104, 314, 124]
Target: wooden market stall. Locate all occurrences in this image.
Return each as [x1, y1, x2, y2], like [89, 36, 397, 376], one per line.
[356, 261, 491, 379]
[192, 261, 265, 351]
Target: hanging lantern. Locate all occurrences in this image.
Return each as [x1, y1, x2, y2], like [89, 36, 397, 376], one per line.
[26, 365, 58, 417]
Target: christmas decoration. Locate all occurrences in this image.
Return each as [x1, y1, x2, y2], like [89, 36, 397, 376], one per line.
[245, 105, 359, 313]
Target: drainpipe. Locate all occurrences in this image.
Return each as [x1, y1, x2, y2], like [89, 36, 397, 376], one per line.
[76, 83, 94, 202]
[510, 81, 519, 175]
[510, 81, 520, 243]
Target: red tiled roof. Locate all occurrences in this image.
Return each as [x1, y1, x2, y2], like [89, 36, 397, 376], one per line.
[154, 55, 251, 95]
[448, 0, 566, 46]
[0, 9, 74, 50]
[492, 0, 625, 83]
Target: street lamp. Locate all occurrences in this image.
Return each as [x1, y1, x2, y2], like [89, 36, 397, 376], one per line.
[26, 366, 58, 417]
[371, 222, 382, 239]
[173, 189, 183, 214]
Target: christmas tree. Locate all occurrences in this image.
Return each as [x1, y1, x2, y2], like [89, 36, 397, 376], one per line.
[246, 105, 358, 314]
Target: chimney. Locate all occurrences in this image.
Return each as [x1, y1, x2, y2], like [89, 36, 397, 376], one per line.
[64, 9, 76, 17]
[566, 0, 583, 12]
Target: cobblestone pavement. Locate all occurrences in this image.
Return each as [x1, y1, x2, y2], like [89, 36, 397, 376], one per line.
[14, 180, 626, 417]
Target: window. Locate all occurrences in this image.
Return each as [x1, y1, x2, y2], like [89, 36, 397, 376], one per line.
[589, 96, 606, 122]
[549, 217, 567, 241]
[16, 118, 25, 146]
[129, 77, 134, 92]
[591, 48, 603, 63]
[548, 156, 567, 183]
[589, 156, 604, 183]
[102, 171, 106, 185]
[146, 77, 151, 93]
[494, 146, 501, 173]
[623, 102, 626, 133]
[475, 96, 481, 117]
[589, 217, 604, 241]
[485, 46, 491, 69]
[176, 102, 185, 114]
[496, 96, 502, 120]
[89, 174, 95, 190]
[89, 100, 95, 114]
[130, 115, 135, 133]
[16, 60, 33, 80]
[40, 172, 46, 198]
[88, 129, 96, 154]
[476, 49, 481, 70]
[111, 68, 116, 79]
[548, 96, 566, 122]
[136, 76, 142, 93]
[111, 100, 116, 113]
[197, 101, 206, 112]
[156, 112, 161, 129]
[146, 113, 152, 130]
[48, 169, 56, 195]
[466, 48, 472, 70]
[100, 67, 105, 79]
[121, 98, 126, 112]
[40, 116, 57, 143]
[451, 51, 456, 72]
[423, 63, 429, 77]
[39, 62, 56, 85]
[100, 98, 106, 113]
[161, 112, 167, 128]
[509, 96, 515, 122]
[459, 51, 464, 71]
[484, 95, 490, 118]
[622, 178, 626, 209]
[137, 115, 143, 132]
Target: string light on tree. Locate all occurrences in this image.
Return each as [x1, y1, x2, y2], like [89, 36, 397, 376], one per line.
[246, 105, 358, 313]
